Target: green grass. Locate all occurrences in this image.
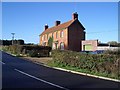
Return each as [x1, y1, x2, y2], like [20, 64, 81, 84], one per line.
[47, 61, 119, 80]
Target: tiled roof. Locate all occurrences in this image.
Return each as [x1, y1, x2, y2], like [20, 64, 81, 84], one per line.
[40, 19, 85, 35]
[40, 19, 74, 35]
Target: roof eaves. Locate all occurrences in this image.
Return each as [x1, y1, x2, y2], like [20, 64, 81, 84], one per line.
[40, 27, 67, 36]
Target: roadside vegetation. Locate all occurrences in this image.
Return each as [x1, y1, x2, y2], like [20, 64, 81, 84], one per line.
[2, 45, 120, 79]
[48, 50, 120, 79]
[2, 45, 51, 57]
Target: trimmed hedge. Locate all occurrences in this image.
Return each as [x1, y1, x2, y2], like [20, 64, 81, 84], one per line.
[2, 45, 52, 57]
[104, 49, 120, 55]
[51, 50, 120, 79]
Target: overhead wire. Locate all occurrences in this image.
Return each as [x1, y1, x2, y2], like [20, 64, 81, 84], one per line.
[86, 30, 118, 34]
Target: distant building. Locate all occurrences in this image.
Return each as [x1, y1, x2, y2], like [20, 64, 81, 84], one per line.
[82, 40, 118, 51]
[39, 12, 85, 51]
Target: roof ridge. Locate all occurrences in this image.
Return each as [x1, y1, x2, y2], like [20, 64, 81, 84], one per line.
[46, 19, 74, 30]
[40, 19, 75, 35]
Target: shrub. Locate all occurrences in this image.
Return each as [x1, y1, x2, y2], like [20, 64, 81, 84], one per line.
[2, 45, 52, 57]
[48, 37, 53, 47]
[51, 50, 119, 79]
[104, 49, 120, 56]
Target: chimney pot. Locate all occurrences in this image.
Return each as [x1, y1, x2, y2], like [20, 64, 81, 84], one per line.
[55, 21, 61, 26]
[72, 12, 78, 20]
[45, 24, 48, 30]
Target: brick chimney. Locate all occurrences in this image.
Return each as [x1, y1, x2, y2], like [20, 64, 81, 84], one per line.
[55, 21, 61, 26]
[72, 12, 78, 20]
[44, 24, 48, 30]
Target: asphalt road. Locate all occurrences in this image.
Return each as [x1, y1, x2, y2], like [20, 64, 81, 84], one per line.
[1, 51, 119, 90]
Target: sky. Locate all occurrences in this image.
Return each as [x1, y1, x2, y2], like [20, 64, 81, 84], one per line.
[2, 2, 118, 44]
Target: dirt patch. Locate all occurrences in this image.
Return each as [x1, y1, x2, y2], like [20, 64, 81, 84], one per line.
[21, 57, 52, 65]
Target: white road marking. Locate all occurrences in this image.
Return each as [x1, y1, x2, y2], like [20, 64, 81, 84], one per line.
[14, 69, 69, 90]
[0, 61, 5, 64]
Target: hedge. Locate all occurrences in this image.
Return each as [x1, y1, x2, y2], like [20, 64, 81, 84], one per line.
[2, 45, 52, 57]
[51, 50, 120, 79]
[104, 49, 120, 55]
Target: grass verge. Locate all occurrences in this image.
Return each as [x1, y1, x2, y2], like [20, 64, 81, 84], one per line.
[47, 60, 119, 80]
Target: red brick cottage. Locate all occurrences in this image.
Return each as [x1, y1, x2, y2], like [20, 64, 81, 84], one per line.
[39, 12, 86, 51]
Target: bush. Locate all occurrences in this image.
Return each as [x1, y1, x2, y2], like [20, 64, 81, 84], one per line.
[51, 50, 119, 79]
[2, 45, 52, 57]
[104, 49, 120, 56]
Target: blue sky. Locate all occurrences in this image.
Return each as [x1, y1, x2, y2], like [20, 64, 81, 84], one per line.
[2, 2, 118, 44]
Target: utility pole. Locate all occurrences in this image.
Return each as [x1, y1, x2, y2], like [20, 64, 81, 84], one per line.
[11, 33, 15, 45]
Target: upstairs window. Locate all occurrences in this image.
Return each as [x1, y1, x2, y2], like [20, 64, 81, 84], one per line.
[44, 35, 46, 40]
[47, 34, 49, 39]
[60, 31, 64, 38]
[56, 31, 58, 39]
[52, 33, 54, 38]
[42, 35, 44, 40]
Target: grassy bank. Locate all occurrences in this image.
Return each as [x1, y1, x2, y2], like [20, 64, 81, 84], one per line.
[47, 50, 120, 79]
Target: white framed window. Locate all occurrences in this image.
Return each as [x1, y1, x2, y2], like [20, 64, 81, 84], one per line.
[42, 35, 44, 40]
[44, 35, 46, 40]
[56, 31, 58, 39]
[42, 42, 46, 46]
[52, 43, 55, 49]
[60, 42, 64, 50]
[60, 31, 64, 38]
[52, 33, 54, 38]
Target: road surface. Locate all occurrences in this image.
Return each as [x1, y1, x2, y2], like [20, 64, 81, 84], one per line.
[1, 51, 119, 90]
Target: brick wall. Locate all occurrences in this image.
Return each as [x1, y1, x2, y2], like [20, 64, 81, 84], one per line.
[82, 40, 98, 51]
[40, 28, 68, 50]
[68, 20, 85, 51]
